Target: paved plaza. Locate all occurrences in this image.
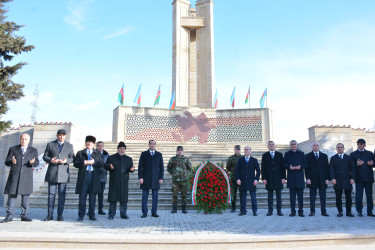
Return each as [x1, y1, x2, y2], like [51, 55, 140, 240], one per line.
[0, 207, 374, 249]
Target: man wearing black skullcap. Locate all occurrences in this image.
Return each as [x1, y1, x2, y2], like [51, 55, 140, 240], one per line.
[105, 142, 135, 219]
[350, 139, 375, 217]
[74, 135, 103, 221]
[42, 129, 75, 221]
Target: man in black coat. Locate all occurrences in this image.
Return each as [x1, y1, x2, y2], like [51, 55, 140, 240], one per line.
[1, 133, 39, 223]
[305, 142, 330, 217]
[105, 142, 135, 220]
[43, 129, 75, 221]
[74, 135, 103, 221]
[96, 141, 109, 215]
[330, 143, 356, 217]
[261, 141, 286, 216]
[235, 146, 260, 216]
[138, 140, 164, 218]
[284, 140, 307, 217]
[349, 139, 375, 217]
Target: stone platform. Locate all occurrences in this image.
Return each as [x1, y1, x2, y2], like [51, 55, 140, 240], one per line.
[0, 207, 374, 249]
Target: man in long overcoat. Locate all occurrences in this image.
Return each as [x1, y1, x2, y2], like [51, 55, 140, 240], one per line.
[284, 140, 307, 217]
[43, 129, 74, 221]
[105, 142, 135, 219]
[305, 142, 330, 217]
[235, 146, 260, 216]
[138, 140, 164, 218]
[330, 143, 356, 217]
[74, 135, 103, 221]
[1, 133, 39, 223]
[349, 139, 375, 217]
[261, 141, 286, 216]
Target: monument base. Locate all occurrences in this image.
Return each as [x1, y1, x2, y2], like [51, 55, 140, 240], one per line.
[112, 106, 273, 144]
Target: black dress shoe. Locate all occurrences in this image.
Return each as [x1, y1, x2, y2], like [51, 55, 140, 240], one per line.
[21, 216, 32, 222]
[57, 216, 64, 221]
[108, 216, 114, 220]
[98, 210, 106, 215]
[89, 217, 97, 221]
[238, 212, 246, 216]
[141, 213, 147, 218]
[266, 212, 273, 216]
[367, 213, 375, 217]
[277, 212, 283, 216]
[358, 212, 363, 217]
[321, 213, 329, 217]
[171, 209, 177, 214]
[346, 213, 355, 217]
[298, 213, 305, 217]
[43, 215, 53, 221]
[151, 213, 159, 218]
[121, 215, 129, 219]
[253, 212, 258, 216]
[289, 211, 296, 217]
[77, 217, 83, 221]
[231, 208, 236, 213]
[337, 212, 343, 217]
[0, 216, 13, 223]
[309, 212, 315, 216]
[182, 209, 188, 214]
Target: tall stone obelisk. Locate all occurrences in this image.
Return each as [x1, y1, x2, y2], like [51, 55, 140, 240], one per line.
[172, 0, 215, 108]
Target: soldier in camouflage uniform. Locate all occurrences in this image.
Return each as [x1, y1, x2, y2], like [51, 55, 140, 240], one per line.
[226, 145, 242, 212]
[167, 146, 192, 214]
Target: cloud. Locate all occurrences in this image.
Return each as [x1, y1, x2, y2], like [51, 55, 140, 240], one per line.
[76, 101, 101, 111]
[103, 26, 135, 40]
[63, 0, 93, 31]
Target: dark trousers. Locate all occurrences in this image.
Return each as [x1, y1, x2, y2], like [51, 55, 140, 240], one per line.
[267, 189, 282, 213]
[335, 189, 352, 214]
[309, 187, 327, 213]
[108, 201, 128, 217]
[47, 182, 67, 217]
[142, 189, 158, 214]
[78, 172, 96, 219]
[240, 190, 257, 213]
[97, 182, 106, 211]
[355, 182, 373, 214]
[289, 188, 304, 213]
[6, 194, 29, 218]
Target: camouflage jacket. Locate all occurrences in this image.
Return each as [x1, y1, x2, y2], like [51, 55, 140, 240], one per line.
[167, 155, 192, 182]
[226, 154, 242, 180]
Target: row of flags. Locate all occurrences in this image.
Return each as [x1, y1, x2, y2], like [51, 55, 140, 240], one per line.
[117, 84, 268, 110]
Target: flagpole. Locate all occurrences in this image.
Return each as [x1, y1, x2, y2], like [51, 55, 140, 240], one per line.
[249, 85, 250, 109]
[266, 89, 268, 108]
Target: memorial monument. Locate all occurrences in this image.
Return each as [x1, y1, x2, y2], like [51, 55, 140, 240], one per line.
[112, 0, 274, 144]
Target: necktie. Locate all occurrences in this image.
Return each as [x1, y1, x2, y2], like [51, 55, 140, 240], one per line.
[271, 152, 274, 159]
[151, 151, 154, 156]
[315, 153, 318, 160]
[246, 157, 249, 163]
[58, 143, 63, 152]
[22, 148, 26, 154]
[340, 154, 343, 159]
[88, 150, 92, 171]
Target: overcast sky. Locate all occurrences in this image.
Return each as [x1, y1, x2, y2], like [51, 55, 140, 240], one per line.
[3, 0, 375, 143]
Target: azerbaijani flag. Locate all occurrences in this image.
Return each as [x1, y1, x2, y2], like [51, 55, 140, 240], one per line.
[213, 89, 218, 109]
[230, 87, 235, 108]
[117, 83, 124, 105]
[134, 84, 141, 106]
[169, 89, 176, 110]
[154, 85, 161, 107]
[260, 88, 267, 108]
[245, 85, 250, 104]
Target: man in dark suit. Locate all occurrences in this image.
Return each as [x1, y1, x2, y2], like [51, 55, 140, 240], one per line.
[284, 140, 307, 217]
[1, 133, 39, 223]
[305, 142, 330, 217]
[349, 139, 375, 217]
[96, 141, 109, 215]
[43, 129, 74, 221]
[74, 135, 103, 221]
[235, 146, 260, 216]
[138, 140, 164, 218]
[261, 141, 286, 216]
[330, 143, 356, 217]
